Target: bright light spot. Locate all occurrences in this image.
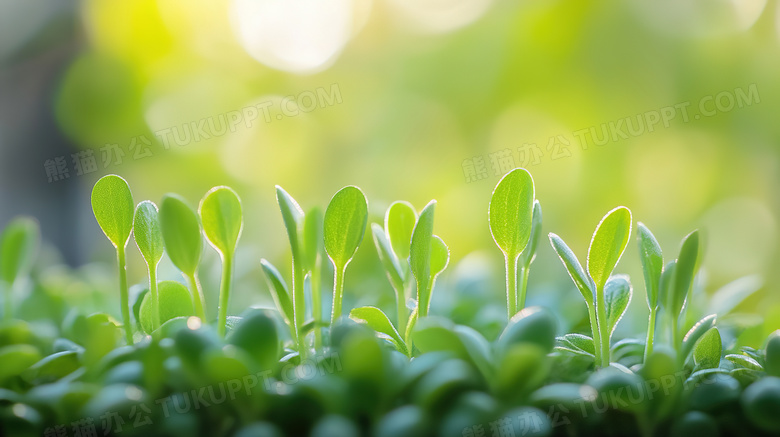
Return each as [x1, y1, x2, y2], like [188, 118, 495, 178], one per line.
[125, 386, 143, 401]
[631, 0, 766, 38]
[386, 0, 493, 33]
[12, 404, 27, 418]
[187, 317, 202, 330]
[230, 0, 354, 74]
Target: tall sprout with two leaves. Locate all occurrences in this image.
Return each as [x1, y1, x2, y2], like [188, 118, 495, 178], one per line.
[324, 186, 368, 323]
[489, 169, 541, 319]
[371, 201, 417, 333]
[91, 175, 135, 344]
[158, 194, 207, 321]
[198, 187, 243, 337]
[409, 200, 450, 320]
[0, 217, 40, 321]
[549, 207, 633, 367]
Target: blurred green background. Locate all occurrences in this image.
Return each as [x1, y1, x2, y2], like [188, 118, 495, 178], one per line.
[1, 0, 778, 339]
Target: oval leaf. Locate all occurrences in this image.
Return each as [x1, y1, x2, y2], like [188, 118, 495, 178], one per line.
[139, 281, 194, 335]
[133, 201, 163, 268]
[693, 327, 722, 371]
[489, 168, 535, 257]
[385, 201, 417, 261]
[159, 194, 202, 276]
[350, 306, 407, 355]
[91, 175, 134, 249]
[199, 186, 243, 256]
[556, 333, 595, 356]
[604, 275, 632, 336]
[587, 206, 632, 291]
[637, 222, 663, 309]
[548, 233, 594, 303]
[0, 217, 40, 285]
[323, 186, 368, 269]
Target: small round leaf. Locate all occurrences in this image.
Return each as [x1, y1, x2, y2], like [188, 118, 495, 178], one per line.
[199, 186, 243, 256]
[323, 186, 368, 269]
[385, 201, 417, 261]
[91, 175, 134, 249]
[159, 194, 202, 276]
[133, 201, 163, 268]
[139, 281, 194, 334]
[489, 168, 535, 257]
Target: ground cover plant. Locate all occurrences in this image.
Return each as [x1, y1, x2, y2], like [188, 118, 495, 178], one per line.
[0, 169, 779, 437]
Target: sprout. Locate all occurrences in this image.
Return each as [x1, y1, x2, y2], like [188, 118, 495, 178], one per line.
[323, 186, 368, 322]
[91, 175, 135, 344]
[488, 168, 535, 319]
[159, 194, 208, 322]
[133, 201, 163, 331]
[636, 222, 663, 362]
[198, 186, 243, 337]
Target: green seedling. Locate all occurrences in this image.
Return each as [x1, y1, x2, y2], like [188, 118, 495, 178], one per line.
[133, 201, 163, 331]
[372, 201, 418, 333]
[663, 230, 700, 362]
[637, 223, 663, 362]
[275, 186, 307, 356]
[91, 175, 135, 344]
[488, 168, 535, 319]
[198, 186, 243, 337]
[302, 207, 324, 348]
[549, 206, 632, 367]
[259, 258, 295, 340]
[692, 327, 722, 371]
[349, 306, 409, 356]
[324, 186, 368, 323]
[409, 201, 450, 320]
[159, 194, 207, 321]
[517, 200, 543, 309]
[0, 217, 39, 321]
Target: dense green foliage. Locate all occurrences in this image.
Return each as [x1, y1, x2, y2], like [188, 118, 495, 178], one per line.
[0, 169, 778, 437]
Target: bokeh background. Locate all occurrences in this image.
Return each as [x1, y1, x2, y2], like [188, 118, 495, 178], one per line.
[1, 0, 778, 341]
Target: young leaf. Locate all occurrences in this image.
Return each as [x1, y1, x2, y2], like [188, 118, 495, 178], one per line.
[556, 334, 596, 356]
[91, 175, 134, 249]
[133, 201, 163, 268]
[0, 217, 40, 286]
[275, 186, 305, 260]
[604, 275, 632, 336]
[371, 223, 404, 291]
[349, 306, 408, 356]
[489, 168, 535, 257]
[681, 314, 717, 362]
[518, 200, 542, 268]
[693, 327, 722, 371]
[658, 260, 677, 312]
[409, 201, 436, 291]
[199, 187, 243, 257]
[637, 222, 663, 309]
[139, 281, 194, 335]
[159, 194, 202, 276]
[409, 201, 436, 317]
[548, 233, 594, 302]
[670, 230, 700, 315]
[587, 207, 632, 292]
[259, 259, 294, 328]
[323, 186, 368, 269]
[385, 201, 417, 262]
[199, 186, 243, 337]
